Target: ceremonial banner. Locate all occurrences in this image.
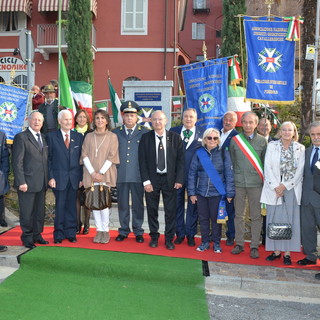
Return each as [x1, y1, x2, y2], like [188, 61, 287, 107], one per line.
[244, 18, 295, 104]
[0, 83, 28, 143]
[182, 59, 228, 130]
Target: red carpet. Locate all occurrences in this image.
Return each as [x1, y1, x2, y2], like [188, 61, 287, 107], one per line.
[1, 226, 319, 270]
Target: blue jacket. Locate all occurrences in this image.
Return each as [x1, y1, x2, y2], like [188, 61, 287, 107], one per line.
[188, 146, 235, 198]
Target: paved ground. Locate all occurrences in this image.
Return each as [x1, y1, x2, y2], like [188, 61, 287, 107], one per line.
[1, 202, 320, 320]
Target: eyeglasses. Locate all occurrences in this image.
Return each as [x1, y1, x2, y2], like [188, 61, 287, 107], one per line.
[206, 136, 219, 141]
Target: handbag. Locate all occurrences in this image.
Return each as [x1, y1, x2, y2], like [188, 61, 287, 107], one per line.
[84, 184, 112, 210]
[267, 197, 292, 240]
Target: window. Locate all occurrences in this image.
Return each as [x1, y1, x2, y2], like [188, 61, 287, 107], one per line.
[121, 0, 148, 35]
[0, 12, 26, 32]
[193, 0, 206, 9]
[192, 23, 205, 40]
[12, 75, 27, 90]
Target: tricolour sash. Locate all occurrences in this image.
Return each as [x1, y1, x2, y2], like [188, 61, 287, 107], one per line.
[232, 133, 264, 181]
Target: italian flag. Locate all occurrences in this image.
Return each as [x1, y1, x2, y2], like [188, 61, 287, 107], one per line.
[172, 96, 182, 110]
[59, 54, 77, 127]
[70, 81, 93, 121]
[108, 76, 122, 125]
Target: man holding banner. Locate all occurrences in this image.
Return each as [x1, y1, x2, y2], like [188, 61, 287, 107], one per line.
[229, 111, 267, 259]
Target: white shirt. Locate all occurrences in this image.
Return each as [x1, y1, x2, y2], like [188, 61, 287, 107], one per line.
[220, 128, 234, 147]
[28, 127, 42, 145]
[181, 126, 195, 149]
[155, 130, 167, 173]
[125, 124, 136, 135]
[60, 129, 71, 143]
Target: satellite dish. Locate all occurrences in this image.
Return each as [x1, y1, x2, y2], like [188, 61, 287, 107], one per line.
[19, 28, 35, 64]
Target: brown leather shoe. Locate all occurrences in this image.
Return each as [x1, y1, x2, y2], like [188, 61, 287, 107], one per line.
[231, 245, 244, 255]
[250, 248, 259, 259]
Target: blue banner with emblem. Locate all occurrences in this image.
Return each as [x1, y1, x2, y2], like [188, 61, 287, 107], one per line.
[0, 83, 28, 143]
[181, 59, 228, 130]
[244, 18, 295, 104]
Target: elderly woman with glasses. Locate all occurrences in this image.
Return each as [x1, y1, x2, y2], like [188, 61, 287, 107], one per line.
[188, 128, 235, 253]
[261, 121, 305, 265]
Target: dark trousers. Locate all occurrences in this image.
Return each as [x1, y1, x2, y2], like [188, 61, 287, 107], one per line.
[117, 182, 144, 236]
[53, 181, 77, 240]
[0, 195, 4, 221]
[197, 195, 221, 244]
[18, 189, 46, 243]
[175, 186, 198, 238]
[226, 199, 235, 239]
[145, 174, 177, 242]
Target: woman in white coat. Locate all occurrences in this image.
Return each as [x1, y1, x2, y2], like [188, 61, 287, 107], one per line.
[260, 121, 305, 265]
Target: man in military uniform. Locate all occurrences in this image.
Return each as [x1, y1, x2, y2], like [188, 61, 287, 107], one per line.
[113, 101, 149, 243]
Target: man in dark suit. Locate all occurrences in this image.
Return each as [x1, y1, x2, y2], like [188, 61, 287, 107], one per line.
[299, 121, 320, 268]
[47, 109, 83, 244]
[113, 101, 149, 243]
[170, 108, 203, 246]
[219, 111, 239, 246]
[12, 111, 49, 249]
[139, 110, 184, 250]
[38, 84, 61, 134]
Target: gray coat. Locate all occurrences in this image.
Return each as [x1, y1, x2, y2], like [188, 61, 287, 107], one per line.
[113, 124, 149, 183]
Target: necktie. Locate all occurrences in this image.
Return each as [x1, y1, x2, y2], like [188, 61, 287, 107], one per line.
[183, 129, 192, 144]
[65, 133, 70, 149]
[127, 129, 133, 139]
[311, 147, 319, 173]
[157, 136, 165, 171]
[36, 133, 43, 149]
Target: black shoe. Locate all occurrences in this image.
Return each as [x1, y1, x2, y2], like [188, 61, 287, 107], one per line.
[67, 238, 77, 243]
[165, 241, 175, 250]
[149, 238, 158, 248]
[174, 237, 184, 244]
[76, 223, 83, 234]
[34, 238, 49, 245]
[187, 237, 195, 247]
[283, 255, 292, 265]
[0, 219, 8, 227]
[315, 273, 320, 280]
[135, 235, 144, 243]
[226, 237, 234, 246]
[297, 258, 317, 265]
[0, 245, 7, 252]
[115, 234, 127, 241]
[54, 239, 63, 244]
[24, 242, 36, 249]
[83, 227, 89, 235]
[266, 252, 281, 261]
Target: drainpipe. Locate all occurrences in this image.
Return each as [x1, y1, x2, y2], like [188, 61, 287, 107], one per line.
[164, 0, 168, 80]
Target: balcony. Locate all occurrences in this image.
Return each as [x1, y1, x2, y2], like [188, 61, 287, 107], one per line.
[193, 0, 210, 14]
[37, 24, 97, 60]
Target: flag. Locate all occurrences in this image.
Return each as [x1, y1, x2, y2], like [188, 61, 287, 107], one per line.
[228, 55, 242, 87]
[172, 96, 182, 110]
[59, 54, 77, 125]
[96, 101, 107, 110]
[108, 77, 122, 125]
[70, 81, 93, 120]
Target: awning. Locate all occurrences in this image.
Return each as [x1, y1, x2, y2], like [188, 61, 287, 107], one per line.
[38, 0, 97, 17]
[0, 0, 32, 17]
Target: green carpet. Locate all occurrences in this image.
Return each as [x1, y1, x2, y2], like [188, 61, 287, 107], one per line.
[0, 247, 209, 320]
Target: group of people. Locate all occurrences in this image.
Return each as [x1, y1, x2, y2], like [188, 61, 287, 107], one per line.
[0, 95, 319, 280]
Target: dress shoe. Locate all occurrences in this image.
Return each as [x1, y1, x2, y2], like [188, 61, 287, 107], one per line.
[76, 223, 83, 234]
[115, 234, 127, 241]
[135, 235, 144, 243]
[67, 238, 77, 243]
[0, 219, 8, 227]
[0, 245, 8, 252]
[297, 258, 317, 265]
[283, 255, 292, 265]
[54, 239, 63, 244]
[174, 237, 184, 244]
[34, 238, 49, 245]
[266, 252, 281, 261]
[165, 241, 175, 250]
[187, 237, 195, 247]
[226, 237, 234, 246]
[250, 248, 259, 259]
[231, 245, 244, 255]
[149, 238, 158, 248]
[315, 273, 320, 280]
[24, 242, 36, 249]
[83, 227, 89, 235]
